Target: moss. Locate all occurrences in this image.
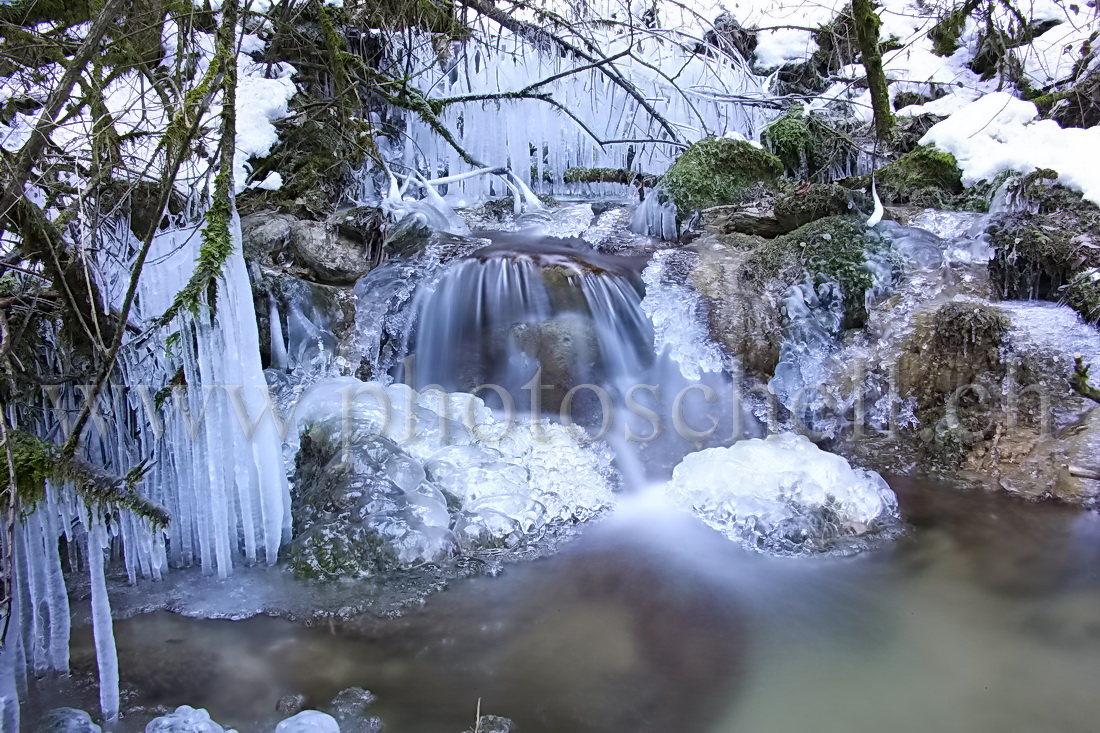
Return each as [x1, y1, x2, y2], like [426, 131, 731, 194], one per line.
[811, 4, 858, 74]
[563, 167, 653, 185]
[1, 430, 55, 509]
[843, 145, 963, 206]
[746, 215, 891, 327]
[1, 429, 168, 526]
[927, 0, 979, 57]
[988, 179, 1100, 323]
[897, 302, 1012, 469]
[661, 137, 783, 220]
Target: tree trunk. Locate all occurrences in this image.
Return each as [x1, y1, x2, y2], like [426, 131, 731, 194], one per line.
[852, 0, 895, 141]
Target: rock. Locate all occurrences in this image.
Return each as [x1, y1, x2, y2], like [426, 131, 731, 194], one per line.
[988, 173, 1100, 324]
[462, 715, 518, 733]
[242, 211, 296, 261]
[275, 711, 341, 733]
[842, 145, 963, 206]
[145, 706, 227, 733]
[277, 694, 307, 716]
[745, 215, 893, 329]
[660, 137, 783, 221]
[773, 184, 859, 231]
[1037, 66, 1100, 129]
[289, 219, 373, 285]
[327, 687, 382, 733]
[241, 207, 384, 286]
[703, 200, 785, 238]
[692, 232, 785, 380]
[34, 708, 101, 733]
[511, 315, 600, 411]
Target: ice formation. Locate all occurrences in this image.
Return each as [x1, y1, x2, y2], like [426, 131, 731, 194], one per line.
[665, 433, 898, 553]
[145, 705, 232, 733]
[287, 379, 618, 573]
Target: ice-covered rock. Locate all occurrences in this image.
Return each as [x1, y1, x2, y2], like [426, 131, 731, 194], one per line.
[145, 706, 231, 733]
[288, 379, 618, 577]
[665, 434, 898, 553]
[34, 708, 101, 733]
[275, 711, 340, 733]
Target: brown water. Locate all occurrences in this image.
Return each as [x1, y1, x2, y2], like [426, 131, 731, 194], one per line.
[22, 477, 1100, 733]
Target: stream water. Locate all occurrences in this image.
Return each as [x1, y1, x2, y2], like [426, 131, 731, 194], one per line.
[11, 198, 1100, 731]
[19, 476, 1100, 733]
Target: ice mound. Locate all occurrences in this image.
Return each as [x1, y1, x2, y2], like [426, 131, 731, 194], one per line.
[145, 706, 232, 733]
[665, 434, 898, 553]
[288, 379, 618, 577]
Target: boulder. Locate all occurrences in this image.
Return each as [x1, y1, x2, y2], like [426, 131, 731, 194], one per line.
[241, 207, 384, 285]
[660, 137, 783, 221]
[842, 145, 964, 206]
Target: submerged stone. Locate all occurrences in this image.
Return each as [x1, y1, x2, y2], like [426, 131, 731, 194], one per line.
[34, 709, 101, 733]
[462, 716, 518, 733]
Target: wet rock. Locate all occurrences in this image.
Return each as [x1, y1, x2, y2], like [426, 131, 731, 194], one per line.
[276, 710, 340, 733]
[34, 708, 101, 733]
[242, 208, 384, 285]
[512, 315, 601, 412]
[462, 715, 518, 733]
[703, 199, 785, 238]
[277, 694, 307, 716]
[661, 137, 783, 221]
[145, 706, 228, 733]
[290, 219, 373, 285]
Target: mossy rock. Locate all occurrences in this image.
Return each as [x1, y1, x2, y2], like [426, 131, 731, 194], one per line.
[987, 175, 1100, 323]
[563, 167, 653, 186]
[896, 301, 1013, 469]
[761, 108, 861, 181]
[745, 215, 891, 328]
[661, 137, 783, 221]
[773, 183, 857, 231]
[843, 145, 963, 206]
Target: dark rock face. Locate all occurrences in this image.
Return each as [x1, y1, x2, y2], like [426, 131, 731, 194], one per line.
[242, 206, 384, 285]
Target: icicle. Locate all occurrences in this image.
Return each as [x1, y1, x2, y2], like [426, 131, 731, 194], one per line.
[87, 518, 119, 723]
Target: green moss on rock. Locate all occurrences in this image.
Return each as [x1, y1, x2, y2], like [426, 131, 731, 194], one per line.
[661, 137, 783, 219]
[746, 215, 890, 327]
[987, 177, 1100, 323]
[844, 145, 963, 206]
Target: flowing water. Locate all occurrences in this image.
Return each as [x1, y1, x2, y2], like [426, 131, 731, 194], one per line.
[11, 199, 1100, 730]
[19, 477, 1100, 733]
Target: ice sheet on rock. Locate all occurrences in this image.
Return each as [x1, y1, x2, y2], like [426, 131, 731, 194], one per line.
[769, 277, 845, 412]
[145, 706, 232, 733]
[291, 378, 617, 568]
[275, 711, 340, 733]
[665, 434, 898, 554]
[1000, 300, 1100, 391]
[641, 250, 726, 380]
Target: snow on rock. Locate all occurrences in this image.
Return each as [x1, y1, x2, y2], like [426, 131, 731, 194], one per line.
[921, 91, 1100, 205]
[275, 711, 341, 733]
[665, 434, 898, 553]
